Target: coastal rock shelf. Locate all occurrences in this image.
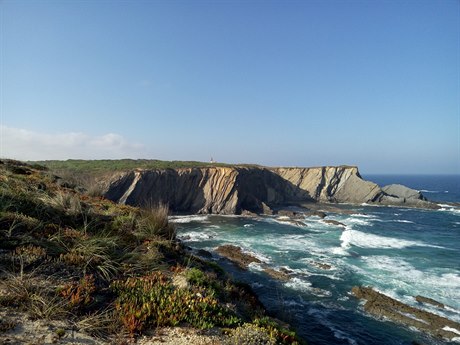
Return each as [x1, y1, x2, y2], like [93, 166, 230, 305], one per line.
[352, 286, 460, 342]
[104, 166, 438, 214]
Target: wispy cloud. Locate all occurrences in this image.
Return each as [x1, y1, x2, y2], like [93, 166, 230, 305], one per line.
[0, 125, 145, 161]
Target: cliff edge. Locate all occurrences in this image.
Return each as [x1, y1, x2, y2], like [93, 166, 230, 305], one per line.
[104, 166, 438, 214]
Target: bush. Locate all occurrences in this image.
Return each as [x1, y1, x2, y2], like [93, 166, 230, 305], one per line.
[224, 323, 276, 345]
[111, 272, 240, 335]
[60, 274, 96, 309]
[185, 267, 220, 295]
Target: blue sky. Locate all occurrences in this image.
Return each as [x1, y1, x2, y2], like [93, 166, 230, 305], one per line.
[1, 0, 458, 174]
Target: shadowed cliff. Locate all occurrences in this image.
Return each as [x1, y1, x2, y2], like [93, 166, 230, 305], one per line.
[104, 165, 438, 214]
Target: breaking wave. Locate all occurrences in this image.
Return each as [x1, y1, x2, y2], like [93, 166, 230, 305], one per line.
[340, 229, 444, 250]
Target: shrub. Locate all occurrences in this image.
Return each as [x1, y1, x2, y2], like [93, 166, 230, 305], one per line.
[111, 272, 240, 335]
[224, 323, 276, 345]
[253, 317, 302, 345]
[13, 245, 47, 277]
[60, 274, 96, 309]
[185, 267, 220, 295]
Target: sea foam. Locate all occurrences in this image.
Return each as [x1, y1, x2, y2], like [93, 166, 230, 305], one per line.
[169, 215, 209, 223]
[340, 229, 443, 250]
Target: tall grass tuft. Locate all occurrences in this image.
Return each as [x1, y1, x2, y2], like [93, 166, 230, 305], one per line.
[60, 232, 121, 281]
[41, 191, 83, 216]
[136, 203, 176, 241]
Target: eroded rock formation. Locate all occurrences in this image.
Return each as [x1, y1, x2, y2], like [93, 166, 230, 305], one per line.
[104, 165, 438, 214]
[352, 286, 460, 341]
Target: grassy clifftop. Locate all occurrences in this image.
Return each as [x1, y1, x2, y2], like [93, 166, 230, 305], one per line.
[32, 159, 238, 172]
[0, 159, 302, 344]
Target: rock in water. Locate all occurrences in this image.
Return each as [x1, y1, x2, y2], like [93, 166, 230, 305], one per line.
[215, 245, 261, 269]
[415, 295, 445, 309]
[352, 286, 460, 341]
[382, 184, 426, 201]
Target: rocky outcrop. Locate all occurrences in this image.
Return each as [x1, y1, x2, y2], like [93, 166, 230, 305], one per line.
[104, 167, 312, 215]
[215, 245, 293, 281]
[352, 286, 460, 341]
[374, 184, 434, 208]
[272, 167, 437, 208]
[272, 166, 381, 204]
[104, 165, 438, 214]
[215, 245, 262, 269]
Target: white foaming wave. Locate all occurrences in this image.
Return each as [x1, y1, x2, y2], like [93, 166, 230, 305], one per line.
[284, 277, 332, 297]
[395, 219, 415, 224]
[340, 229, 444, 250]
[285, 277, 312, 291]
[350, 213, 378, 219]
[169, 215, 209, 223]
[243, 224, 254, 228]
[178, 230, 217, 242]
[441, 208, 460, 215]
[290, 266, 342, 281]
[261, 234, 318, 252]
[443, 326, 460, 335]
[444, 305, 460, 315]
[343, 217, 373, 227]
[359, 256, 460, 319]
[272, 218, 307, 228]
[274, 234, 349, 259]
[248, 262, 264, 271]
[240, 248, 271, 263]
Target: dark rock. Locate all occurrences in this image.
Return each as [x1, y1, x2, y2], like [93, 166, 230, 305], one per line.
[197, 249, 213, 258]
[415, 295, 445, 309]
[311, 262, 332, 270]
[215, 245, 261, 269]
[276, 210, 303, 218]
[277, 217, 306, 227]
[351, 286, 460, 341]
[263, 267, 291, 281]
[305, 211, 327, 218]
[323, 219, 346, 228]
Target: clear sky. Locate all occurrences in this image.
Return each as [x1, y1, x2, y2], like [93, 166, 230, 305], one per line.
[1, 0, 459, 174]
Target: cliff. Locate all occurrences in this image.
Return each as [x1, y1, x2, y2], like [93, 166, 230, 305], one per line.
[104, 167, 311, 214]
[104, 166, 437, 214]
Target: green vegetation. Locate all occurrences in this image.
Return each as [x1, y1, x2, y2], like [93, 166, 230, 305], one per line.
[0, 159, 303, 344]
[32, 159, 236, 173]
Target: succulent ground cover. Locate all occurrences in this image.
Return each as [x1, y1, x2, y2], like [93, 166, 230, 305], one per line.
[0, 159, 303, 344]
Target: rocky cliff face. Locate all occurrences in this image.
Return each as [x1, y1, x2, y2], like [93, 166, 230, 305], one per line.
[271, 166, 382, 203]
[104, 166, 437, 214]
[104, 167, 312, 214]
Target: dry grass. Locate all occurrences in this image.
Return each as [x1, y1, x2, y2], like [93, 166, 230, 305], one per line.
[0, 272, 68, 320]
[59, 232, 121, 281]
[137, 203, 176, 241]
[40, 191, 83, 216]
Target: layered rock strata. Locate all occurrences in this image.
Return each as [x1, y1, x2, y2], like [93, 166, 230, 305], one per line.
[352, 286, 460, 341]
[104, 166, 438, 214]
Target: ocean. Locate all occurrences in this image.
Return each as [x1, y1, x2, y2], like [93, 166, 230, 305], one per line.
[172, 175, 460, 345]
